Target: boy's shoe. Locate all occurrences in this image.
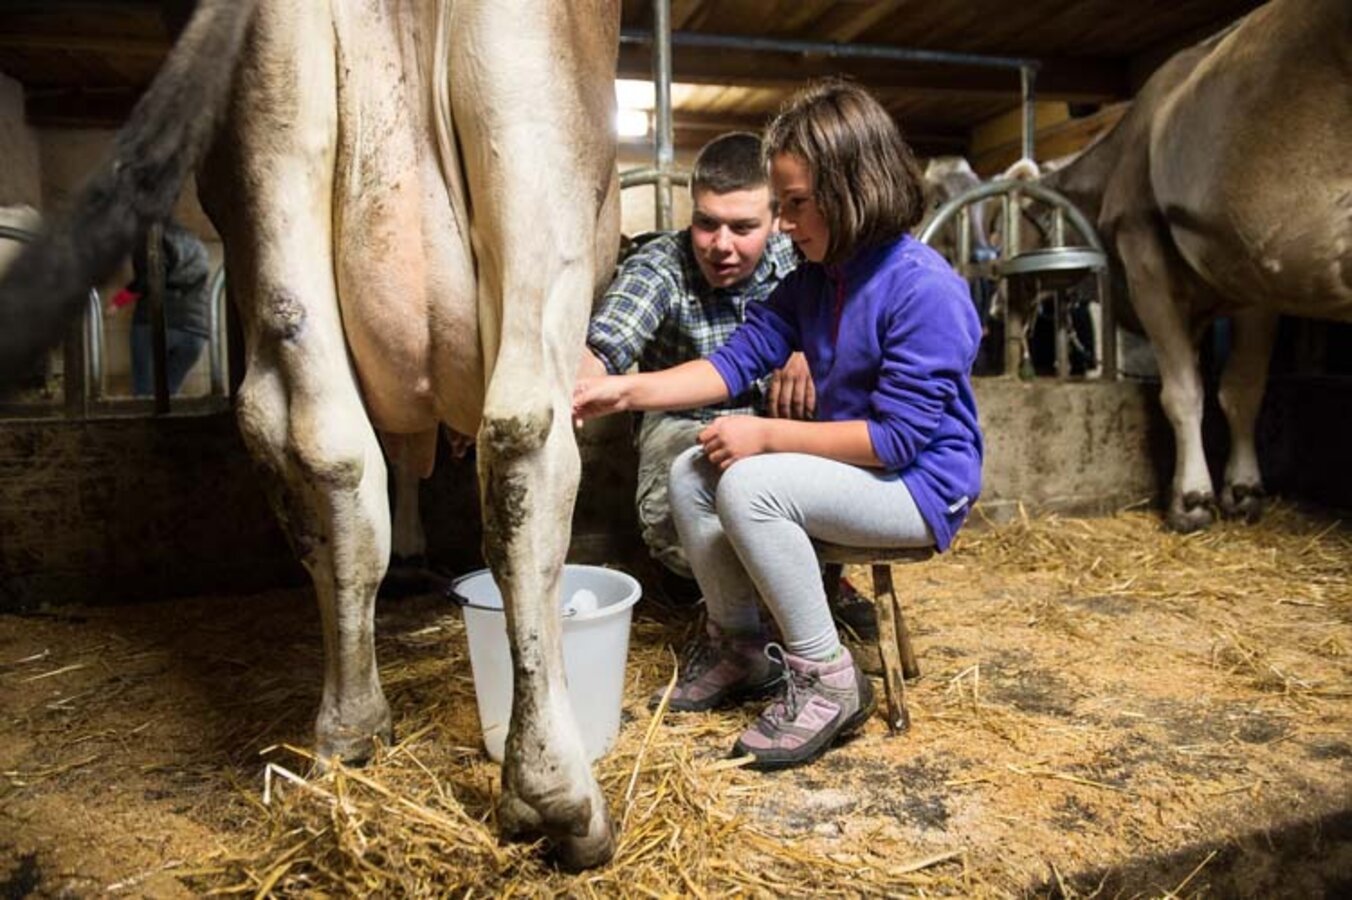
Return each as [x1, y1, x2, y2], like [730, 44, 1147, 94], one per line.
[830, 577, 879, 642]
[732, 644, 875, 770]
[652, 625, 783, 712]
[657, 567, 703, 606]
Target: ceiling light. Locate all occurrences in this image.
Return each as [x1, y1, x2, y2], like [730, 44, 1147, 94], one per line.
[614, 79, 655, 110]
[615, 108, 650, 138]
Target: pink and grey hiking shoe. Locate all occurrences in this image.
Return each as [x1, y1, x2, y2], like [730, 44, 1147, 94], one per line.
[653, 625, 783, 713]
[732, 644, 875, 770]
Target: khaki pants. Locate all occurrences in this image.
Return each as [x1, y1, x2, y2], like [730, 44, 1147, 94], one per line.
[635, 413, 705, 578]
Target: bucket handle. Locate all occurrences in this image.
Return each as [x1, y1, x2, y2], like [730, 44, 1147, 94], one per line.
[446, 584, 579, 617]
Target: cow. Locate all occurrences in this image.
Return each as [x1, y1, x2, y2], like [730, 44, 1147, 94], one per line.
[1031, 0, 1350, 531]
[921, 157, 1001, 373]
[922, 156, 997, 267]
[0, 0, 622, 869]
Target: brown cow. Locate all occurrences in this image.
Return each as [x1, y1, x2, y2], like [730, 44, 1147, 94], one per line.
[1038, 0, 1351, 530]
[0, 0, 621, 868]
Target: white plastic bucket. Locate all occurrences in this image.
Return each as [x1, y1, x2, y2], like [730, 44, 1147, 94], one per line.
[453, 564, 642, 763]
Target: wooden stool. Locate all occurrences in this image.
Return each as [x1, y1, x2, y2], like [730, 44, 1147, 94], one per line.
[815, 543, 935, 734]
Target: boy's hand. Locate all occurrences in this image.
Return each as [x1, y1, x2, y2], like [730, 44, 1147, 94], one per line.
[767, 352, 815, 420]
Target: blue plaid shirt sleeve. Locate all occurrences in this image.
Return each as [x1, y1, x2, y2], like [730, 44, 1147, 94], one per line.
[586, 259, 673, 375]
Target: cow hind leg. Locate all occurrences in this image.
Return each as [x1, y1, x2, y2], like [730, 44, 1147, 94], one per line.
[201, 0, 391, 765]
[449, 1, 618, 870]
[235, 300, 393, 765]
[1119, 229, 1216, 531]
[1217, 309, 1278, 522]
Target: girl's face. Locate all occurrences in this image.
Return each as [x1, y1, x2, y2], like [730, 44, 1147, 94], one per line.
[770, 152, 830, 263]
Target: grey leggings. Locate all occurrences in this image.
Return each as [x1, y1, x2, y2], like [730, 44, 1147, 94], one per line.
[669, 447, 934, 660]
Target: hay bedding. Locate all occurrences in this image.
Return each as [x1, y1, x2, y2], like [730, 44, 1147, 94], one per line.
[1, 505, 1349, 897]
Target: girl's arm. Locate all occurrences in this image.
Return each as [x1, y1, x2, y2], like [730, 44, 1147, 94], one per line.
[573, 359, 730, 423]
[698, 416, 883, 470]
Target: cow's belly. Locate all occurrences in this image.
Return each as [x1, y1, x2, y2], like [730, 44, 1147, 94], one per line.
[1156, 138, 1352, 321]
[1162, 181, 1352, 322]
[331, 1, 484, 438]
[1150, 0, 1352, 321]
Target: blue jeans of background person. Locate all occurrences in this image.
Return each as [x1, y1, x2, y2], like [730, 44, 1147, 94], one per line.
[131, 324, 208, 396]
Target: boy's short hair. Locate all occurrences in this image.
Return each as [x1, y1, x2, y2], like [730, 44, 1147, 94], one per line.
[763, 79, 926, 265]
[690, 132, 769, 196]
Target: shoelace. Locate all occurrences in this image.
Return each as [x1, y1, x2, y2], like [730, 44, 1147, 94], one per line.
[761, 643, 809, 724]
[677, 634, 723, 684]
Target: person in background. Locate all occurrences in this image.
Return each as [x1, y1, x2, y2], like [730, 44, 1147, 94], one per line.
[573, 80, 983, 770]
[109, 220, 211, 396]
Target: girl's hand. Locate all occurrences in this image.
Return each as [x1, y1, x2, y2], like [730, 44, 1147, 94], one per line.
[697, 415, 770, 470]
[572, 375, 629, 427]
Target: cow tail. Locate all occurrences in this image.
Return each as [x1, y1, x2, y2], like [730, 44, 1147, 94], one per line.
[0, 0, 260, 388]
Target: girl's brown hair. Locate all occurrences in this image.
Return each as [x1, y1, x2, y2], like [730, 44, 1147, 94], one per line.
[763, 79, 926, 265]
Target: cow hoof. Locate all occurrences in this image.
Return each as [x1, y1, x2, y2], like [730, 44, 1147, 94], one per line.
[499, 756, 615, 869]
[1220, 483, 1266, 523]
[314, 704, 393, 768]
[1166, 491, 1215, 533]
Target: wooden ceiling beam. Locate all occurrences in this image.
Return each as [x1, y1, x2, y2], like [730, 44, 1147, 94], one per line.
[670, 0, 708, 31]
[622, 109, 969, 158]
[618, 45, 1128, 103]
[0, 32, 167, 59]
[809, 1, 906, 43]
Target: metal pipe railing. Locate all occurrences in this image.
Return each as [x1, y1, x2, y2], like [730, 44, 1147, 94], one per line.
[208, 266, 228, 397]
[650, 0, 675, 231]
[919, 180, 1113, 380]
[85, 287, 103, 401]
[144, 222, 171, 414]
[1020, 65, 1038, 163]
[619, 167, 690, 191]
[619, 29, 1039, 71]
[621, 26, 1045, 206]
[919, 179, 1106, 253]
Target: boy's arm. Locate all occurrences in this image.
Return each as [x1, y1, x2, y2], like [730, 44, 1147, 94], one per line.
[586, 257, 672, 375]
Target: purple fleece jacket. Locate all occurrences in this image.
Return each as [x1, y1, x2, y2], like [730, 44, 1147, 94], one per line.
[708, 234, 983, 550]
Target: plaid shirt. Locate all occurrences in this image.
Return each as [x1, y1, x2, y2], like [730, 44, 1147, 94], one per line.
[587, 230, 799, 420]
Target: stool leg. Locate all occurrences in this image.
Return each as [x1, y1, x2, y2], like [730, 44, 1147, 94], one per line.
[823, 562, 844, 607]
[871, 563, 910, 733]
[875, 564, 920, 680]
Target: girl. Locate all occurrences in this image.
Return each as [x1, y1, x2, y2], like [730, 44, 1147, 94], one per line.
[573, 80, 983, 770]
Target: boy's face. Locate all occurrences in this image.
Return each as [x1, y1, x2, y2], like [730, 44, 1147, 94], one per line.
[689, 185, 775, 289]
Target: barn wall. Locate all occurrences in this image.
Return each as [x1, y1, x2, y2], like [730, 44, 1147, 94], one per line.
[0, 73, 41, 208]
[975, 380, 1168, 520]
[0, 414, 300, 612]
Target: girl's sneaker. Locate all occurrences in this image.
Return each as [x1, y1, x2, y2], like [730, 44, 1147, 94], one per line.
[732, 644, 875, 770]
